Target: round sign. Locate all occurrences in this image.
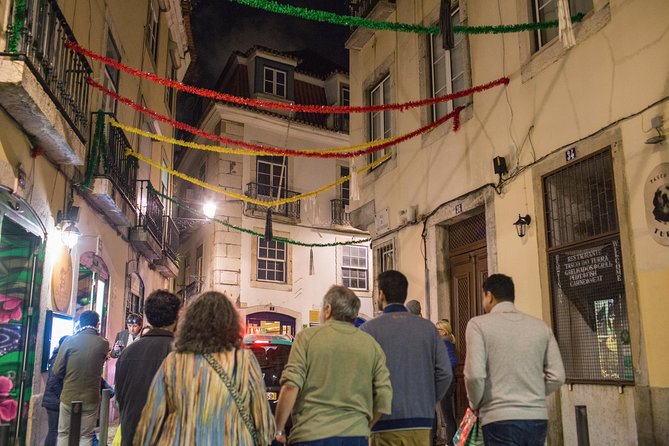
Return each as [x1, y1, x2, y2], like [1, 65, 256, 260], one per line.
[51, 245, 73, 312]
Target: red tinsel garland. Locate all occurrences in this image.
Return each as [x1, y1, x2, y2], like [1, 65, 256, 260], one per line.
[89, 78, 462, 158]
[68, 41, 507, 115]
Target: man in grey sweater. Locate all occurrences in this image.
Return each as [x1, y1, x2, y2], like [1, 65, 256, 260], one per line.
[465, 274, 565, 446]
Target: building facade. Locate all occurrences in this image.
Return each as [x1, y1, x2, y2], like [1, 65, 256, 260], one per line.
[346, 0, 668, 444]
[0, 0, 191, 444]
[174, 46, 373, 336]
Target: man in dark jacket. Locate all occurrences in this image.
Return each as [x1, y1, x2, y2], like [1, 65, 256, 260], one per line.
[53, 311, 109, 446]
[114, 290, 181, 446]
[42, 336, 68, 446]
[110, 313, 142, 358]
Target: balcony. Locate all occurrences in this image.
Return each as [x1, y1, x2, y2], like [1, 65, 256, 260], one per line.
[245, 182, 300, 222]
[79, 113, 137, 227]
[331, 199, 350, 226]
[129, 181, 164, 261]
[0, 0, 91, 164]
[153, 215, 179, 278]
[345, 0, 396, 50]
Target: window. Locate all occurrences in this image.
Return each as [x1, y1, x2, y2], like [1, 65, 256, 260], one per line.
[161, 158, 169, 211]
[165, 56, 177, 112]
[198, 162, 206, 182]
[257, 238, 286, 283]
[429, 5, 470, 120]
[257, 156, 287, 198]
[375, 240, 395, 274]
[342, 245, 368, 290]
[195, 244, 203, 293]
[531, 0, 593, 52]
[146, 0, 160, 63]
[102, 33, 120, 114]
[339, 165, 350, 206]
[369, 75, 392, 164]
[263, 67, 287, 97]
[543, 149, 633, 383]
[338, 85, 350, 132]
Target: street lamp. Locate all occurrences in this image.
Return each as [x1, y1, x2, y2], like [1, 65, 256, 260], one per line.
[59, 221, 81, 249]
[202, 201, 216, 219]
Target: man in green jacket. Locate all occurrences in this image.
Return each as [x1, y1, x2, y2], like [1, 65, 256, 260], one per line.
[53, 310, 109, 446]
[274, 285, 393, 445]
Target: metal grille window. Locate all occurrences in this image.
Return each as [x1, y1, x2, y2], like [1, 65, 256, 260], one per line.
[146, 1, 160, 63]
[257, 238, 286, 283]
[429, 5, 470, 120]
[531, 0, 593, 52]
[449, 212, 486, 251]
[543, 149, 633, 383]
[375, 240, 395, 274]
[369, 75, 392, 165]
[264, 67, 287, 97]
[342, 245, 368, 290]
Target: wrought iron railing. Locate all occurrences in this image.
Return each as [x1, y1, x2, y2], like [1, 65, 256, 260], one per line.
[136, 181, 164, 243]
[96, 113, 137, 204]
[4, 0, 92, 141]
[163, 215, 179, 262]
[333, 114, 350, 133]
[346, 0, 395, 19]
[245, 182, 300, 219]
[331, 199, 350, 225]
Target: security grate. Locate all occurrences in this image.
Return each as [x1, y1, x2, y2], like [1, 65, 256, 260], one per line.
[449, 212, 486, 251]
[544, 150, 633, 384]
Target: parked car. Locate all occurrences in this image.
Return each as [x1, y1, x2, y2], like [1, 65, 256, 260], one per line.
[243, 333, 292, 414]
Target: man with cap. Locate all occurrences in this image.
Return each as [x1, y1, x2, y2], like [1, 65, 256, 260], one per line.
[110, 313, 142, 358]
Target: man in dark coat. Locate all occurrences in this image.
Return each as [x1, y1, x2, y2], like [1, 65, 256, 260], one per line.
[42, 336, 68, 446]
[114, 290, 181, 446]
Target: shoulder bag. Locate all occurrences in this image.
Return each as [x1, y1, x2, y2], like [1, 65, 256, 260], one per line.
[203, 352, 259, 446]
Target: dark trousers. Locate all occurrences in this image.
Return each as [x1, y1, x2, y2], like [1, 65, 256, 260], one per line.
[293, 437, 368, 446]
[45, 409, 59, 446]
[482, 420, 548, 446]
[440, 379, 457, 445]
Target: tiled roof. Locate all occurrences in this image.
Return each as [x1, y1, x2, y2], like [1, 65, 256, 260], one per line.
[294, 79, 328, 127]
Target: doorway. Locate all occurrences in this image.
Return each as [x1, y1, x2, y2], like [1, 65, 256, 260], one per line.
[447, 212, 488, 418]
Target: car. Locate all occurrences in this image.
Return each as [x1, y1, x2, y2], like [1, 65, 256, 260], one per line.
[243, 333, 292, 414]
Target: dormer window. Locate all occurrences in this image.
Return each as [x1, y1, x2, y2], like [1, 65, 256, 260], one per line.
[264, 66, 287, 97]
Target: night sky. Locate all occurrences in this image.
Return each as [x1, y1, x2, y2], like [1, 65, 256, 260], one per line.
[191, 0, 350, 88]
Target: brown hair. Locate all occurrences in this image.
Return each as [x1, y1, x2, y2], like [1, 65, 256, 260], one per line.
[174, 291, 243, 353]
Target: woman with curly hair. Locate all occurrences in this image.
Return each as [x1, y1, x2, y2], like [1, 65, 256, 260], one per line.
[134, 291, 275, 445]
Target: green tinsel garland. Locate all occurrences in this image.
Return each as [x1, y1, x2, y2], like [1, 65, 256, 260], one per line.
[7, 0, 27, 53]
[229, 0, 583, 35]
[81, 110, 106, 189]
[150, 186, 371, 248]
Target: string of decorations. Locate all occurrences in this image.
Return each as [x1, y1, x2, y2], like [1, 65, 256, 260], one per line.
[228, 0, 583, 35]
[149, 186, 371, 248]
[90, 78, 463, 158]
[126, 148, 392, 207]
[68, 41, 506, 114]
[110, 112, 451, 157]
[7, 0, 27, 53]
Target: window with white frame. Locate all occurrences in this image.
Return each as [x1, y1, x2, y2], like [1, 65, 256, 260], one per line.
[369, 75, 391, 164]
[339, 85, 350, 132]
[375, 240, 395, 274]
[531, 0, 593, 52]
[146, 0, 160, 63]
[257, 238, 287, 283]
[342, 245, 368, 290]
[429, 5, 470, 121]
[257, 156, 287, 198]
[263, 66, 287, 97]
[102, 33, 120, 114]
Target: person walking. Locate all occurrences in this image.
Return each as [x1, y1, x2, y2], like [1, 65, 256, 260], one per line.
[435, 319, 457, 445]
[465, 274, 565, 446]
[42, 336, 68, 446]
[273, 285, 393, 445]
[361, 270, 452, 446]
[115, 290, 181, 446]
[52, 311, 109, 446]
[134, 291, 275, 445]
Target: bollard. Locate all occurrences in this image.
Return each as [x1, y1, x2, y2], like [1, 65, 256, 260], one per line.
[68, 401, 83, 446]
[0, 424, 9, 446]
[99, 389, 111, 446]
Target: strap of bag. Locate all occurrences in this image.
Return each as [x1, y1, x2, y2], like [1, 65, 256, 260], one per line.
[203, 352, 259, 446]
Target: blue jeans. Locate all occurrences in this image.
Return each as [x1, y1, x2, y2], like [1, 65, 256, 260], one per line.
[482, 420, 548, 446]
[293, 437, 367, 446]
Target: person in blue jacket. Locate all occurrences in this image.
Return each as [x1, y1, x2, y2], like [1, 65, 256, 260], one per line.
[436, 319, 458, 445]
